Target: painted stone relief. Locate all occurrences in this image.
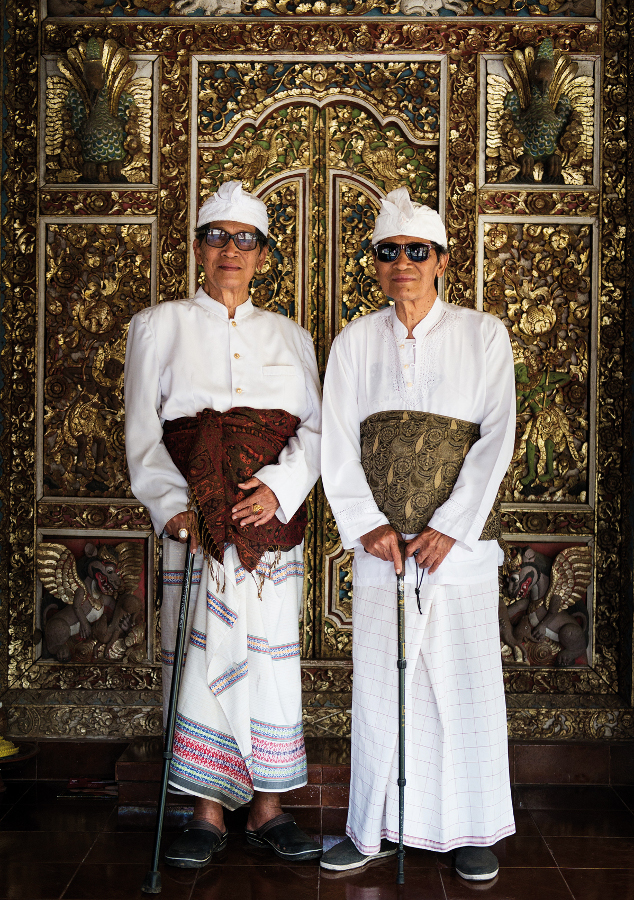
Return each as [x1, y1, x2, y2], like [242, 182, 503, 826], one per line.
[485, 40, 596, 186]
[45, 38, 152, 186]
[36, 537, 147, 664]
[499, 542, 592, 666]
[482, 220, 592, 502]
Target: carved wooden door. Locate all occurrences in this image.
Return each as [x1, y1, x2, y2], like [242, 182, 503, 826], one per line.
[193, 56, 445, 660]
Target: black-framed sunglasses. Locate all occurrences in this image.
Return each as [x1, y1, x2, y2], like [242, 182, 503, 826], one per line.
[201, 228, 262, 251]
[373, 242, 433, 264]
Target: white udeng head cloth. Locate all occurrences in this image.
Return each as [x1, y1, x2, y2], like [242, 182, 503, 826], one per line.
[372, 187, 447, 248]
[196, 181, 269, 236]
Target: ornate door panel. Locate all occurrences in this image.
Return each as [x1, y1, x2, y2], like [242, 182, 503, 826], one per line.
[2, 9, 632, 743]
[194, 57, 445, 661]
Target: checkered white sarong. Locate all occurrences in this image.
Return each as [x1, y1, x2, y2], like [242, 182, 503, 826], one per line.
[161, 539, 307, 809]
[348, 578, 515, 854]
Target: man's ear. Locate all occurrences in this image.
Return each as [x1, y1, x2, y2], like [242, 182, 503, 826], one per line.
[256, 245, 269, 271]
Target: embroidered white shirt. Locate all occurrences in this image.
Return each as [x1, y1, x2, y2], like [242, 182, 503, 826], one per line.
[124, 287, 322, 537]
[321, 298, 516, 585]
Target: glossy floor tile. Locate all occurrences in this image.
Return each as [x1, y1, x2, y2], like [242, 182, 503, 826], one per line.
[561, 868, 634, 900]
[0, 782, 630, 898]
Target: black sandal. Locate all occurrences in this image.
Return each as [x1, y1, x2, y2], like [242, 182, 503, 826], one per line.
[245, 812, 322, 861]
[165, 820, 228, 868]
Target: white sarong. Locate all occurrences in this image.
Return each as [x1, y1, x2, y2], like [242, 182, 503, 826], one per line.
[161, 539, 307, 809]
[348, 578, 515, 854]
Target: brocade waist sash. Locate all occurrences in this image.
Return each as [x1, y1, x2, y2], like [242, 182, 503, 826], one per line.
[163, 407, 307, 573]
[360, 410, 500, 541]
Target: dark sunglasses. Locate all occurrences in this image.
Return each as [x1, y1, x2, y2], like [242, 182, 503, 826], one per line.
[202, 228, 262, 251]
[373, 242, 433, 264]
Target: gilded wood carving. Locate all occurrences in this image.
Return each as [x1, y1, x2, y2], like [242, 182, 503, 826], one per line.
[0, 8, 631, 741]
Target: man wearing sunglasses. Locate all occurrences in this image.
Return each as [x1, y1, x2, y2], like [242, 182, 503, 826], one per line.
[125, 181, 322, 868]
[321, 187, 516, 880]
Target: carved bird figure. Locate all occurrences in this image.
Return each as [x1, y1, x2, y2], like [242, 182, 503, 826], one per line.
[350, 132, 401, 191]
[238, 129, 281, 188]
[47, 37, 150, 184]
[487, 39, 593, 186]
[504, 40, 575, 183]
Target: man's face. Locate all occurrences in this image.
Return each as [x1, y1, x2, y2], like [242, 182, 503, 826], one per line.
[193, 219, 268, 298]
[373, 233, 449, 306]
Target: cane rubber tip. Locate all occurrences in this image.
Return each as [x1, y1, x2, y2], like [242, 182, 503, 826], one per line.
[141, 871, 162, 894]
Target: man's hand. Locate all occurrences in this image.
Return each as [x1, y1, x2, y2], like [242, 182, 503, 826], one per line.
[165, 510, 199, 553]
[405, 527, 455, 574]
[232, 477, 280, 527]
[360, 524, 404, 575]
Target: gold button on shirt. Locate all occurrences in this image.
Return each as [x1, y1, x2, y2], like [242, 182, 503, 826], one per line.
[236, 387, 243, 394]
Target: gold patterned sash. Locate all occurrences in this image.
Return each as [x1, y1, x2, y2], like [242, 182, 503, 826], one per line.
[360, 410, 500, 540]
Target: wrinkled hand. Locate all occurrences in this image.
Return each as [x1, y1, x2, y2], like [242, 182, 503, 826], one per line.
[232, 477, 279, 527]
[359, 524, 404, 575]
[165, 510, 199, 553]
[405, 527, 455, 574]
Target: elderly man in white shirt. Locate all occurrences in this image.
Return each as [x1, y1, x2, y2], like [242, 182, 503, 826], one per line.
[125, 181, 322, 868]
[320, 188, 516, 881]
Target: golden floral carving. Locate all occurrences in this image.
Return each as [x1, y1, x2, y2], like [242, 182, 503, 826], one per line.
[43, 222, 152, 497]
[483, 221, 591, 502]
[0, 5, 629, 739]
[198, 61, 440, 143]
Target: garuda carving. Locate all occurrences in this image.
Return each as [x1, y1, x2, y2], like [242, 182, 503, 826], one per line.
[486, 39, 594, 185]
[499, 545, 592, 667]
[37, 541, 146, 664]
[46, 37, 151, 184]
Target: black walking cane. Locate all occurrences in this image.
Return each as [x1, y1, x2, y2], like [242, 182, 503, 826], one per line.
[142, 538, 195, 894]
[396, 542, 407, 885]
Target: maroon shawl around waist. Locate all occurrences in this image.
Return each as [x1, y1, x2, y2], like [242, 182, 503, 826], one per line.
[163, 407, 307, 573]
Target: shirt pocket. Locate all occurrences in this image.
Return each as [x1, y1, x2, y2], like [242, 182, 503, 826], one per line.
[261, 365, 297, 377]
[260, 365, 306, 415]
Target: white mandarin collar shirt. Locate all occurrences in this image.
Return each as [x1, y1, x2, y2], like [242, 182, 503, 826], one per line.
[322, 298, 516, 586]
[193, 289, 255, 320]
[124, 288, 322, 541]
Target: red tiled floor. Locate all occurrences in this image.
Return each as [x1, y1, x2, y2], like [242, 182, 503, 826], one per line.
[0, 829, 98, 863]
[64, 863, 197, 900]
[0, 863, 78, 900]
[192, 864, 319, 900]
[545, 836, 634, 868]
[0, 782, 632, 898]
[531, 808, 634, 837]
[489, 834, 556, 867]
[615, 786, 634, 813]
[320, 863, 445, 899]
[441, 867, 574, 900]
[0, 801, 116, 833]
[514, 785, 627, 811]
[561, 868, 634, 900]
[512, 809, 541, 836]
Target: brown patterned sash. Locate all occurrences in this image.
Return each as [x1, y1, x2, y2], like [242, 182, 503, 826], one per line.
[163, 407, 307, 573]
[360, 410, 500, 540]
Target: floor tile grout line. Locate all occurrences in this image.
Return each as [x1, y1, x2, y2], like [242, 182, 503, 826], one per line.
[58, 804, 119, 898]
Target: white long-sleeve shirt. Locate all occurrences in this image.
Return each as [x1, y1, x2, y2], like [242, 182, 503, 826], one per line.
[322, 298, 515, 586]
[124, 287, 322, 538]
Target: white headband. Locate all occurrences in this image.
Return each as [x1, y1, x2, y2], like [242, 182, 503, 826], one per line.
[372, 187, 447, 248]
[196, 181, 269, 236]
